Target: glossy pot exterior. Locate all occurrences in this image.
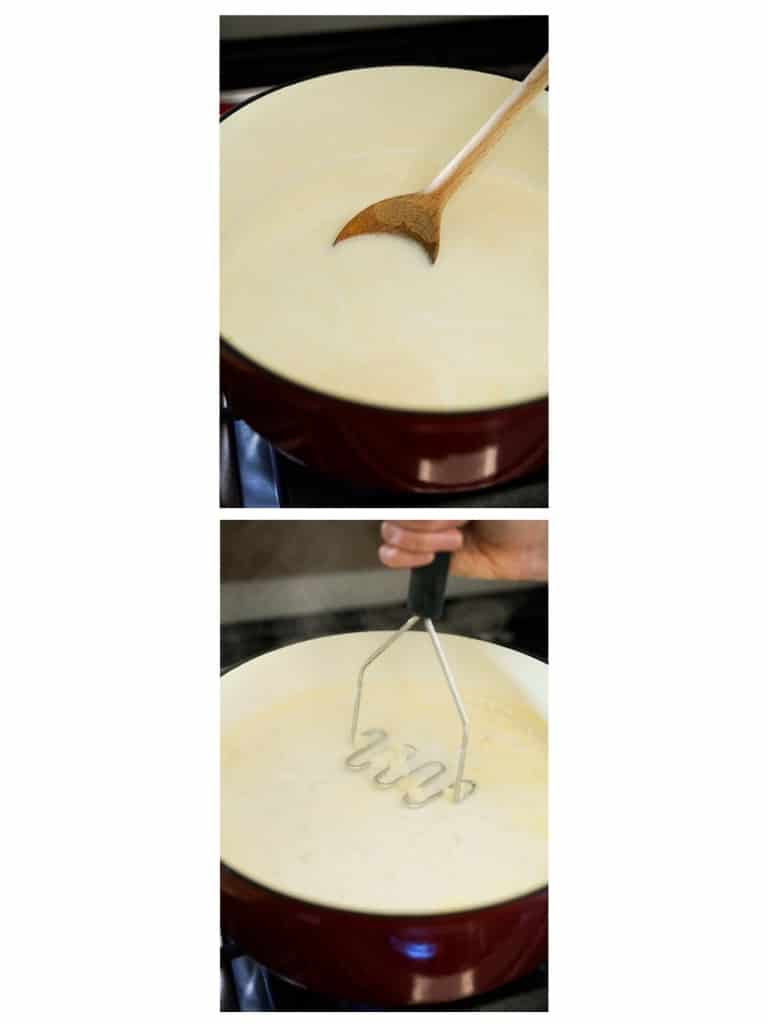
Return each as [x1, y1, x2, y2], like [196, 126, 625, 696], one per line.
[221, 342, 548, 493]
[221, 863, 547, 1006]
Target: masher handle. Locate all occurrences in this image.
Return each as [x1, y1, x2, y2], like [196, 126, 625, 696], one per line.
[407, 552, 451, 620]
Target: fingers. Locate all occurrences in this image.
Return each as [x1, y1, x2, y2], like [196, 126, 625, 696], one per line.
[379, 520, 466, 569]
[379, 546, 436, 569]
[381, 521, 465, 553]
[383, 520, 468, 534]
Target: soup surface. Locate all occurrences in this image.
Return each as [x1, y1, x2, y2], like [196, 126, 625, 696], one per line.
[221, 632, 547, 914]
[220, 66, 548, 412]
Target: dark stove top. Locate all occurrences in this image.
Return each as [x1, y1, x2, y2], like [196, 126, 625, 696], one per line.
[273, 449, 548, 509]
[220, 409, 548, 508]
[220, 16, 548, 94]
[221, 947, 547, 1011]
[221, 586, 547, 671]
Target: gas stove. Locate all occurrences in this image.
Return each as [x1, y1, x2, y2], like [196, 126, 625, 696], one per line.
[221, 945, 547, 1011]
[221, 585, 547, 671]
[220, 402, 548, 508]
[220, 15, 548, 100]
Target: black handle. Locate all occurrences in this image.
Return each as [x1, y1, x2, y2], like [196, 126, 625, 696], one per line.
[407, 551, 451, 620]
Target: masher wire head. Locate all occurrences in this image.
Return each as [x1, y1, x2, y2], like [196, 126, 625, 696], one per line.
[350, 614, 469, 803]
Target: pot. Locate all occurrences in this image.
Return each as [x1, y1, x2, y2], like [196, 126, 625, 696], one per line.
[221, 631, 548, 1006]
[221, 343, 547, 493]
[220, 66, 548, 494]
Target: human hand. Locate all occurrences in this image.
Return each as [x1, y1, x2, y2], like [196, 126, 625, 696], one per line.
[379, 520, 547, 581]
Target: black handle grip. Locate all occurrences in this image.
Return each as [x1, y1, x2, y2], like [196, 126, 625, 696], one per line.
[407, 551, 451, 620]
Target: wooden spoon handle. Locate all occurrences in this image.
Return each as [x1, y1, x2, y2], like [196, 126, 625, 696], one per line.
[426, 53, 549, 206]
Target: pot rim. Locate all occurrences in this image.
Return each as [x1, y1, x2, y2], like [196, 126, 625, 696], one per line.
[220, 65, 548, 419]
[221, 338, 547, 420]
[221, 857, 548, 922]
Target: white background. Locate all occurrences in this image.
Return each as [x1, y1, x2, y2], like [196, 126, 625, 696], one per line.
[2, 1, 768, 1021]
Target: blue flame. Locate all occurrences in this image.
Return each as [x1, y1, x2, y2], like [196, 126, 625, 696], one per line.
[390, 937, 438, 960]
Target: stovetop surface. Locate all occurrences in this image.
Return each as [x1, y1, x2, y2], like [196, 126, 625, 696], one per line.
[273, 449, 548, 508]
[220, 407, 548, 508]
[220, 15, 548, 94]
[221, 950, 547, 1011]
[221, 586, 547, 671]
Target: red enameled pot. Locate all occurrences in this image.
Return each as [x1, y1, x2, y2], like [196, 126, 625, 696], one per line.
[221, 341, 547, 493]
[221, 863, 547, 1006]
[221, 633, 548, 1005]
[220, 72, 548, 495]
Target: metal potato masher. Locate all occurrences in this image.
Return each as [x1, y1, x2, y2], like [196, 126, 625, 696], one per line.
[347, 553, 474, 806]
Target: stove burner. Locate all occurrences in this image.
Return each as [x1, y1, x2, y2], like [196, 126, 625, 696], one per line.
[220, 409, 548, 508]
[221, 944, 548, 1011]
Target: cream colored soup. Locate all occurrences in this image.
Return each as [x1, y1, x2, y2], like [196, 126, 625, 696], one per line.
[220, 66, 548, 412]
[221, 632, 547, 915]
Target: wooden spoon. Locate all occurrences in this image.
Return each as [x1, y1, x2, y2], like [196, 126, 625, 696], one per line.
[333, 54, 549, 264]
